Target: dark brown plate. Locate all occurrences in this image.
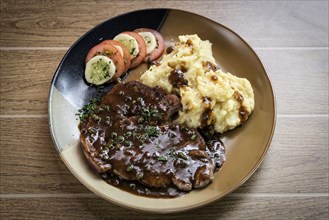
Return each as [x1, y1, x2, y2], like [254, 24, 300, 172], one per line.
[48, 8, 276, 213]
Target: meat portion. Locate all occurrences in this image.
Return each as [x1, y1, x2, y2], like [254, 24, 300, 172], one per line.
[79, 81, 225, 194]
[101, 80, 181, 123]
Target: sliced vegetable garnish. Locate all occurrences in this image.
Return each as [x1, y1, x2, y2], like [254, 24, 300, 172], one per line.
[115, 31, 147, 69]
[138, 32, 157, 54]
[113, 33, 140, 59]
[100, 40, 131, 73]
[85, 43, 125, 81]
[134, 28, 165, 62]
[85, 55, 116, 85]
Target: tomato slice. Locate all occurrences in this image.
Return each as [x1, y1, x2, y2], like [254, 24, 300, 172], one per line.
[100, 40, 131, 73]
[134, 28, 165, 62]
[120, 31, 147, 69]
[85, 43, 125, 81]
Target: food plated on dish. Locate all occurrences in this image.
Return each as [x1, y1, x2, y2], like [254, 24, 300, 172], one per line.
[77, 28, 255, 198]
[48, 8, 275, 212]
[84, 28, 164, 85]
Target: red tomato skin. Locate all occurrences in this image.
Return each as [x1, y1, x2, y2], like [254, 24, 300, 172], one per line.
[120, 31, 147, 69]
[134, 28, 165, 62]
[100, 40, 132, 73]
[85, 43, 125, 81]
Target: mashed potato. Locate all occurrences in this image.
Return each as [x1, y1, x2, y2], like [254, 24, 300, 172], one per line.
[141, 35, 254, 133]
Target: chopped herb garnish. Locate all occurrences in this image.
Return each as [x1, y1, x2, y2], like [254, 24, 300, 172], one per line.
[117, 135, 125, 143]
[136, 172, 144, 180]
[92, 114, 101, 122]
[110, 132, 118, 139]
[156, 140, 161, 150]
[100, 153, 109, 160]
[144, 165, 150, 171]
[141, 107, 163, 122]
[88, 127, 96, 135]
[130, 47, 136, 55]
[147, 57, 151, 65]
[157, 155, 168, 162]
[169, 147, 176, 159]
[126, 165, 133, 172]
[151, 109, 161, 117]
[97, 107, 104, 113]
[191, 134, 197, 140]
[177, 151, 188, 160]
[128, 183, 136, 190]
[142, 107, 151, 120]
[137, 117, 144, 123]
[124, 140, 132, 147]
[168, 131, 176, 138]
[75, 97, 100, 122]
[125, 96, 132, 101]
[145, 126, 160, 138]
[131, 131, 137, 138]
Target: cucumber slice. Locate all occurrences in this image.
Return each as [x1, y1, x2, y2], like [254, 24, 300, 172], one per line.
[138, 32, 157, 54]
[113, 33, 139, 59]
[85, 55, 116, 85]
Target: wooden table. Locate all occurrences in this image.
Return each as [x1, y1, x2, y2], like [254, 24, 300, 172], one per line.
[1, 0, 328, 219]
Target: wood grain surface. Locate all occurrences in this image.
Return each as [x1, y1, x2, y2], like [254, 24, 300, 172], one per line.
[0, 0, 328, 219]
[1, 197, 328, 219]
[1, 0, 328, 47]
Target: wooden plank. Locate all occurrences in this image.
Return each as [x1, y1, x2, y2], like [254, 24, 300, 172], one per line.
[0, 196, 328, 219]
[0, 50, 65, 115]
[0, 117, 328, 194]
[0, 49, 328, 115]
[237, 116, 329, 193]
[256, 49, 329, 114]
[0, 118, 89, 193]
[0, 0, 328, 47]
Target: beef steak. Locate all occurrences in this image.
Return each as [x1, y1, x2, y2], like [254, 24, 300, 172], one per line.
[79, 81, 225, 193]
